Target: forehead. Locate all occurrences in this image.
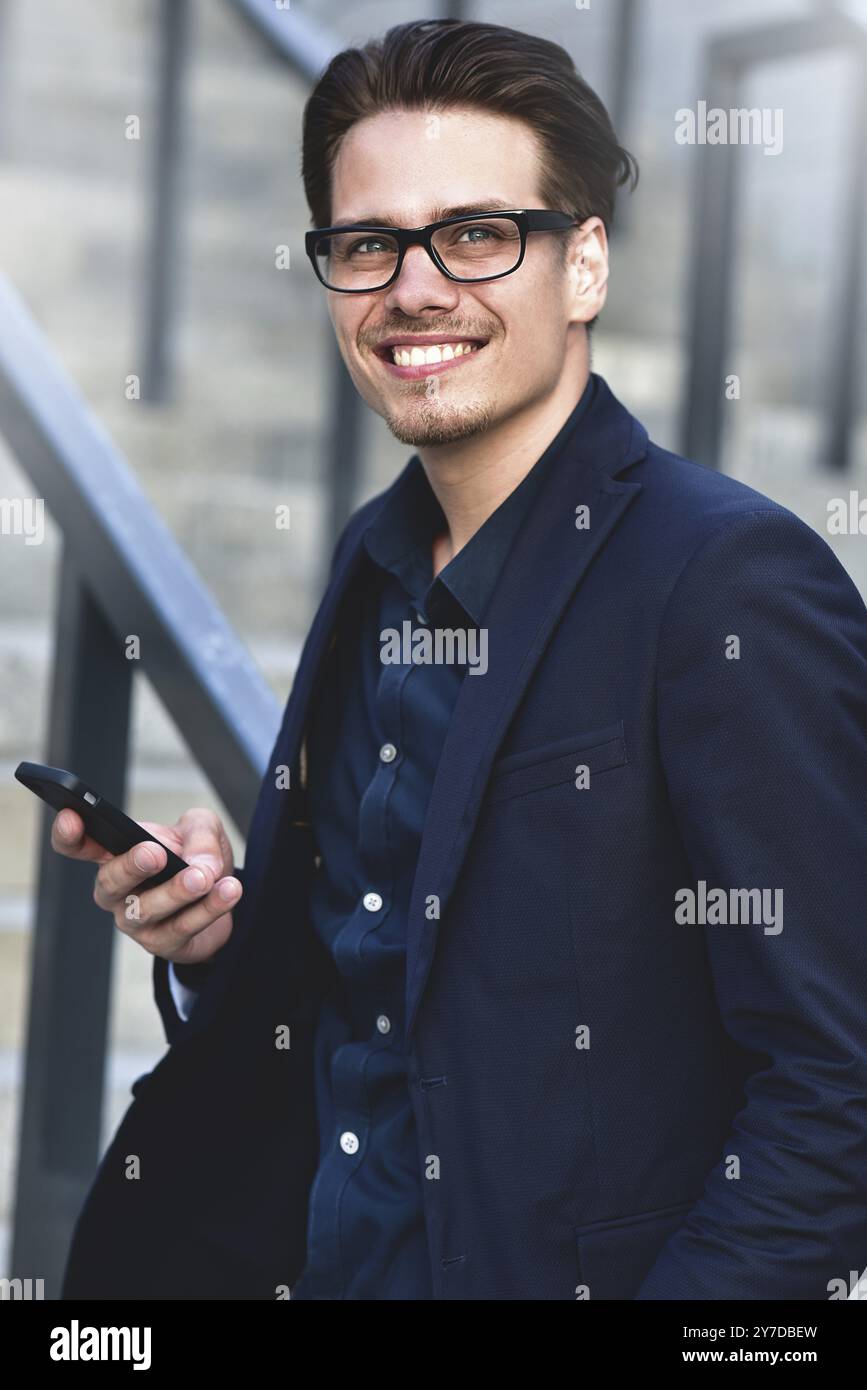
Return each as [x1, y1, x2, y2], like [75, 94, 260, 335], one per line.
[330, 106, 545, 224]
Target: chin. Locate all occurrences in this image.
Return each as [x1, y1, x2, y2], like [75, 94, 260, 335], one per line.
[384, 400, 495, 447]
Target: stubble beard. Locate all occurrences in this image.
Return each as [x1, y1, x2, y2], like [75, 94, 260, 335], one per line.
[383, 385, 495, 447]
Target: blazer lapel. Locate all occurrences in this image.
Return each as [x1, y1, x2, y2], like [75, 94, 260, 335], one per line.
[405, 377, 648, 1039]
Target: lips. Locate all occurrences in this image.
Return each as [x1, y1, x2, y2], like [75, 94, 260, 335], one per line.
[373, 336, 489, 361]
[372, 336, 490, 379]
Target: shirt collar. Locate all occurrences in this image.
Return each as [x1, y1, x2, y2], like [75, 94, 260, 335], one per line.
[363, 373, 597, 626]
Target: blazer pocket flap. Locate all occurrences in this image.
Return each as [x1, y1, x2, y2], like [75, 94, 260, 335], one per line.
[574, 1198, 697, 1300]
[489, 720, 626, 803]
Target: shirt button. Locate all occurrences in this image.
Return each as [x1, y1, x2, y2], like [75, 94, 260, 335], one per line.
[363, 891, 383, 912]
[376, 1014, 391, 1034]
[379, 742, 397, 763]
[339, 1131, 359, 1155]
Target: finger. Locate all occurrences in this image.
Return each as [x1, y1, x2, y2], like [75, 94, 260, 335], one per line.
[114, 854, 223, 927]
[133, 876, 242, 957]
[51, 808, 115, 864]
[93, 839, 169, 910]
[176, 807, 232, 879]
[137, 819, 184, 856]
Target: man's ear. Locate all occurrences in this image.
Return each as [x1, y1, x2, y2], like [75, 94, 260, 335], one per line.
[567, 216, 609, 327]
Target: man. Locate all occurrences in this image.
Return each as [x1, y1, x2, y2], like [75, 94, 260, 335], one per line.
[58, 19, 867, 1300]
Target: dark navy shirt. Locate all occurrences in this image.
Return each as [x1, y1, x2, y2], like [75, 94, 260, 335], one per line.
[289, 375, 596, 1300]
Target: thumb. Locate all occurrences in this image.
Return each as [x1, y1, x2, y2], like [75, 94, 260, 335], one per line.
[176, 808, 230, 880]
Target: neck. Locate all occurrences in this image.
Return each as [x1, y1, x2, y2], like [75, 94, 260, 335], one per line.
[421, 363, 591, 570]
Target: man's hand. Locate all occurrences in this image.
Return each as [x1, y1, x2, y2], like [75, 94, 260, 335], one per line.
[50, 806, 242, 965]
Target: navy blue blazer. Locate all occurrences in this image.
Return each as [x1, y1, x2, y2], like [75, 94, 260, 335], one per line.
[62, 374, 867, 1300]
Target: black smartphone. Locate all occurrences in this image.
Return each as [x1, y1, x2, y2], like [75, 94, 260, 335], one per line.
[14, 760, 189, 891]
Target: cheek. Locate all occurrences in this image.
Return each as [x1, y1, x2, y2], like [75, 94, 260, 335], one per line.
[336, 317, 377, 390]
[492, 281, 565, 361]
[332, 306, 357, 351]
[503, 318, 562, 380]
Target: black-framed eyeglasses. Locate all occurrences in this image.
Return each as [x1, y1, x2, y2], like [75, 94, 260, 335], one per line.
[304, 209, 579, 293]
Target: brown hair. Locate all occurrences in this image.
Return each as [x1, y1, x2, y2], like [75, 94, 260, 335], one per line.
[301, 18, 638, 327]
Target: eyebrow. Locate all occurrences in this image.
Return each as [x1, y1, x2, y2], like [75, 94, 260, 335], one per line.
[330, 199, 517, 229]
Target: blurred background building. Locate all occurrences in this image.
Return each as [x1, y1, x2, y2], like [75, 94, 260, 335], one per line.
[0, 0, 865, 1293]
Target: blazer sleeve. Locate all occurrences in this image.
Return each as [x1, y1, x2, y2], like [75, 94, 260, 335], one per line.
[636, 506, 867, 1300]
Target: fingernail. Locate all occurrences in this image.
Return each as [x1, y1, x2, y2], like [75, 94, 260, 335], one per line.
[189, 856, 221, 875]
[184, 866, 206, 892]
[134, 845, 157, 870]
[58, 813, 74, 837]
[218, 878, 239, 901]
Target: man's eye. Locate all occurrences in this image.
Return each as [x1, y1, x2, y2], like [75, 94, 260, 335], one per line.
[347, 237, 390, 257]
[456, 225, 501, 244]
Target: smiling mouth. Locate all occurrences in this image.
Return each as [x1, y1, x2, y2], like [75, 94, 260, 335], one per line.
[373, 337, 489, 377]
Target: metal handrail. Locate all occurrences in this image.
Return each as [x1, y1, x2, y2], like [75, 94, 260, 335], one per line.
[0, 275, 280, 818]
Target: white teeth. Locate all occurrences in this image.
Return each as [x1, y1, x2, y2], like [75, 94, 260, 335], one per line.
[389, 341, 481, 366]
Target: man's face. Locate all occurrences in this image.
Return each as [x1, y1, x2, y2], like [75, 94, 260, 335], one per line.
[325, 106, 605, 448]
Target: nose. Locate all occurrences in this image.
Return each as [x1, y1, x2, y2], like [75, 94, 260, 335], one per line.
[382, 243, 462, 316]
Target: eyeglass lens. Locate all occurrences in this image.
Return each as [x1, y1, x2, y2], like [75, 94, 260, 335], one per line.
[313, 216, 522, 289]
